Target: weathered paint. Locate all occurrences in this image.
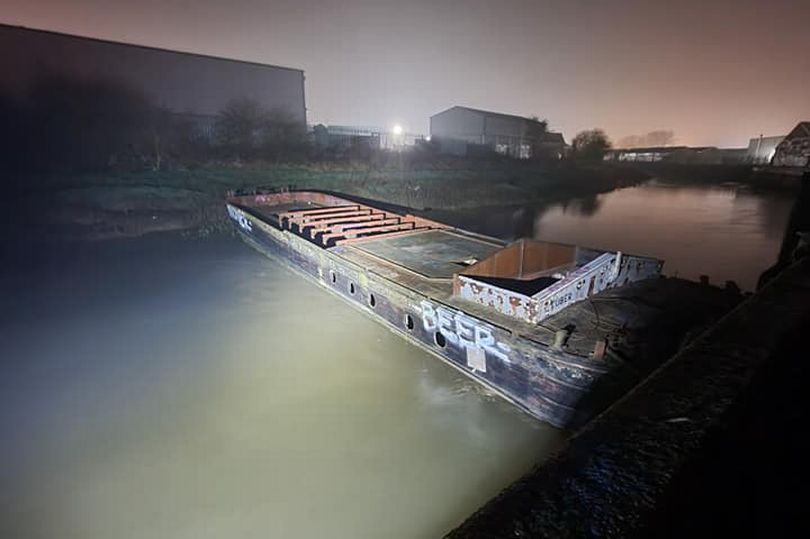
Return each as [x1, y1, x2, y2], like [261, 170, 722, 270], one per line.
[534, 252, 661, 322]
[457, 275, 537, 321]
[457, 250, 661, 324]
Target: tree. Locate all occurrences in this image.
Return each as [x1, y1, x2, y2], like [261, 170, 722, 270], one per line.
[216, 98, 306, 161]
[571, 129, 611, 161]
[260, 107, 306, 161]
[526, 116, 555, 161]
[644, 130, 674, 147]
[528, 116, 549, 133]
[216, 98, 269, 155]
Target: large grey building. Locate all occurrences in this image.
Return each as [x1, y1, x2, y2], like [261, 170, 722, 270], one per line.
[429, 106, 565, 159]
[0, 23, 306, 126]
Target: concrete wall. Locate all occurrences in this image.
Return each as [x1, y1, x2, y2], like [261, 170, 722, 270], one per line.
[0, 24, 306, 126]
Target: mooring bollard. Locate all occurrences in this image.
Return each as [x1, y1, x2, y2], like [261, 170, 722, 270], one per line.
[552, 328, 571, 350]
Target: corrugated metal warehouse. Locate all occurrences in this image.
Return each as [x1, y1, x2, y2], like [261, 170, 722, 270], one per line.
[0, 23, 306, 127]
[430, 106, 565, 159]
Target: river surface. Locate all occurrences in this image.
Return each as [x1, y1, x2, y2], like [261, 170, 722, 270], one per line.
[0, 180, 796, 538]
[0, 234, 560, 539]
[433, 180, 795, 291]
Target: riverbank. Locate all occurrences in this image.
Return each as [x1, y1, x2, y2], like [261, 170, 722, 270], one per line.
[2, 161, 647, 240]
[620, 162, 804, 192]
[448, 253, 810, 538]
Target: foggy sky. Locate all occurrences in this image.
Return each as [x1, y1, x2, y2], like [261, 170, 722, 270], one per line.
[2, 0, 808, 146]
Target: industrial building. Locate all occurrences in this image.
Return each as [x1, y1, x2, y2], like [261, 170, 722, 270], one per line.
[604, 146, 746, 165]
[746, 135, 785, 164]
[0, 23, 307, 129]
[429, 106, 565, 159]
[771, 122, 810, 168]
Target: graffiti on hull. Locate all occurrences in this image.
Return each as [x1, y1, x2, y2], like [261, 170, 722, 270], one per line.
[228, 205, 253, 232]
[420, 300, 511, 369]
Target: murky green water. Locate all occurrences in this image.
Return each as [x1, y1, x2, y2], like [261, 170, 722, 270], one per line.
[2, 180, 794, 537]
[0, 235, 560, 539]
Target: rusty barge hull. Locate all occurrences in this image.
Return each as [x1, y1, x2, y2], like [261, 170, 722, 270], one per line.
[226, 191, 732, 428]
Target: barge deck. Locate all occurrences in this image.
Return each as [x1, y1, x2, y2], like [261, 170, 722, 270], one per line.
[227, 190, 740, 428]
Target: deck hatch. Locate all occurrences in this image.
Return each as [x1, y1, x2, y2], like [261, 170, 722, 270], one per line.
[353, 229, 503, 279]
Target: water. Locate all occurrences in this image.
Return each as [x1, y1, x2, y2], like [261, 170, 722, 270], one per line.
[435, 181, 795, 291]
[0, 235, 560, 539]
[1, 180, 795, 537]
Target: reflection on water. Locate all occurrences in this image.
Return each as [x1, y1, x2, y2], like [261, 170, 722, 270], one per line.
[533, 182, 793, 290]
[433, 181, 795, 291]
[0, 235, 560, 539]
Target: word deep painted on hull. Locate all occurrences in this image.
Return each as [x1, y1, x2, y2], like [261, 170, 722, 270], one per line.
[225, 191, 731, 428]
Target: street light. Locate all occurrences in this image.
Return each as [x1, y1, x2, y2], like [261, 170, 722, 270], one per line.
[392, 124, 403, 136]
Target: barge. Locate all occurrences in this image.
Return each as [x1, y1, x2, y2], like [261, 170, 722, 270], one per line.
[226, 190, 739, 428]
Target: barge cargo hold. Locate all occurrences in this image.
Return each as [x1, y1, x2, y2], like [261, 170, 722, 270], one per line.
[226, 190, 738, 428]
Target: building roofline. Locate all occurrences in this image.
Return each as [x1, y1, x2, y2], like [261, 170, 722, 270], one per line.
[748, 135, 786, 141]
[609, 146, 692, 152]
[432, 105, 539, 123]
[0, 22, 305, 74]
[789, 122, 810, 137]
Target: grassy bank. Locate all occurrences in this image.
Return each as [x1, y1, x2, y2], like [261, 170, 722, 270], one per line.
[5, 160, 647, 240]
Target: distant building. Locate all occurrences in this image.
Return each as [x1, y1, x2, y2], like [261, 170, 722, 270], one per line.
[771, 122, 810, 168]
[746, 135, 785, 164]
[312, 124, 380, 152]
[604, 146, 746, 165]
[312, 124, 422, 152]
[0, 23, 307, 129]
[429, 106, 565, 159]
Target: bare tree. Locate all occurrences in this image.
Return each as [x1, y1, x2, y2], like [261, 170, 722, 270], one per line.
[216, 98, 306, 161]
[572, 129, 612, 161]
[216, 98, 270, 155]
[645, 130, 675, 147]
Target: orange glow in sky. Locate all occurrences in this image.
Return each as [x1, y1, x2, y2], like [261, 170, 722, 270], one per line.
[2, 0, 808, 146]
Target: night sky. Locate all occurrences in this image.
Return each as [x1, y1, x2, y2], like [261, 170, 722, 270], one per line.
[2, 0, 808, 146]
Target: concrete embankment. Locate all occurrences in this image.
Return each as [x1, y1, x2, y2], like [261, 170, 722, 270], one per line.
[447, 254, 810, 537]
